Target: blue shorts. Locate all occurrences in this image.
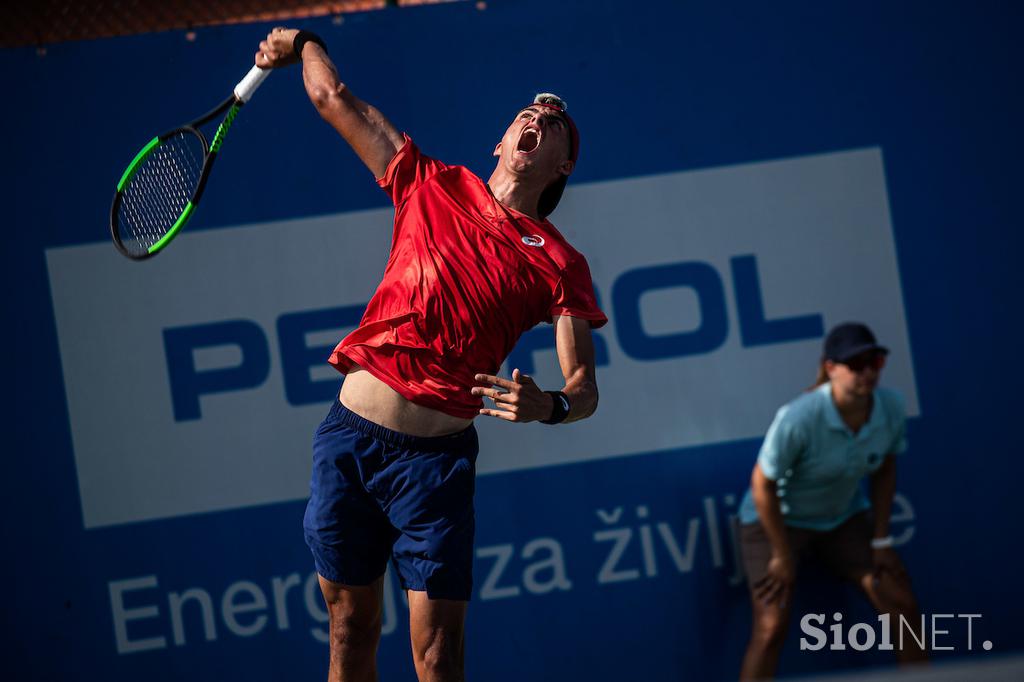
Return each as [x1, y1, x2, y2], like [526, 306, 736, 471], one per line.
[303, 400, 479, 601]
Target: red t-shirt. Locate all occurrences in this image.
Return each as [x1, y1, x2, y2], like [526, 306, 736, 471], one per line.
[329, 135, 607, 418]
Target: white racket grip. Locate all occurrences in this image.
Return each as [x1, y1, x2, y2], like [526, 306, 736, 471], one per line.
[234, 65, 271, 103]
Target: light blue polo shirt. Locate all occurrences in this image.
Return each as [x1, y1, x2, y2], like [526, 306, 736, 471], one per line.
[738, 382, 908, 531]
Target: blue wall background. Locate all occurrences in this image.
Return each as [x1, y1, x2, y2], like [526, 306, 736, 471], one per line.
[3, 1, 1023, 680]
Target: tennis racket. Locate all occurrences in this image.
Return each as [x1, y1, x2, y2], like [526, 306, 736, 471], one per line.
[110, 65, 271, 260]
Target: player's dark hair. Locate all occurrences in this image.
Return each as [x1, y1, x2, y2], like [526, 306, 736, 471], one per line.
[538, 175, 569, 219]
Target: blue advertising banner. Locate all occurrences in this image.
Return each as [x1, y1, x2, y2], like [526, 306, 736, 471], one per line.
[4, 1, 1022, 680]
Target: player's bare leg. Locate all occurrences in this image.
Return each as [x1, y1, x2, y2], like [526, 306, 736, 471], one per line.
[857, 570, 929, 664]
[739, 592, 792, 680]
[319, 575, 386, 682]
[407, 590, 468, 682]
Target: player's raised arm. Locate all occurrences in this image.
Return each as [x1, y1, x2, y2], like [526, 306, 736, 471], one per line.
[257, 27, 405, 179]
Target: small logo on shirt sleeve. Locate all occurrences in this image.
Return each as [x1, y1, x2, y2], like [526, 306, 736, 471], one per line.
[522, 235, 545, 247]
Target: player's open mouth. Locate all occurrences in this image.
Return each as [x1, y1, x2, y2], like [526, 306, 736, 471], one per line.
[516, 127, 541, 154]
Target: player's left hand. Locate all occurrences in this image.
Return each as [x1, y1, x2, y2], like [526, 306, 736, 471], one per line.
[871, 547, 909, 585]
[472, 369, 554, 423]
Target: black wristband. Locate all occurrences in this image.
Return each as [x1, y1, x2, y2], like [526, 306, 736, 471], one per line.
[293, 30, 327, 59]
[540, 391, 570, 425]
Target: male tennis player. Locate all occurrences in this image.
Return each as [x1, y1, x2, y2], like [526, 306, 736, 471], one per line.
[257, 28, 606, 682]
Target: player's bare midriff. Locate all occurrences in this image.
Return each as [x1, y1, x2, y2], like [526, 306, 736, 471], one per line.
[339, 365, 475, 437]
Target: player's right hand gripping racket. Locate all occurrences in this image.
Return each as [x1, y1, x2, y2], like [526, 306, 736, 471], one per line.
[110, 65, 270, 260]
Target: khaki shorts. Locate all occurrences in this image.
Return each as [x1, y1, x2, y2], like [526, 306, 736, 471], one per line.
[740, 511, 874, 588]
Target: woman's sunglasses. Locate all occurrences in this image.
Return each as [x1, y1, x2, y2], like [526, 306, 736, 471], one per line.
[841, 352, 887, 372]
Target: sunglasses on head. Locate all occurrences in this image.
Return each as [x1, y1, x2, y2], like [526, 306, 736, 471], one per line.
[841, 352, 887, 372]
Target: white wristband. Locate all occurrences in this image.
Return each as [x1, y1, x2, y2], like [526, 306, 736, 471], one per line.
[870, 535, 895, 549]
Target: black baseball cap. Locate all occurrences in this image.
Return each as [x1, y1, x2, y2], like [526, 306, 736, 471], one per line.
[823, 322, 889, 362]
